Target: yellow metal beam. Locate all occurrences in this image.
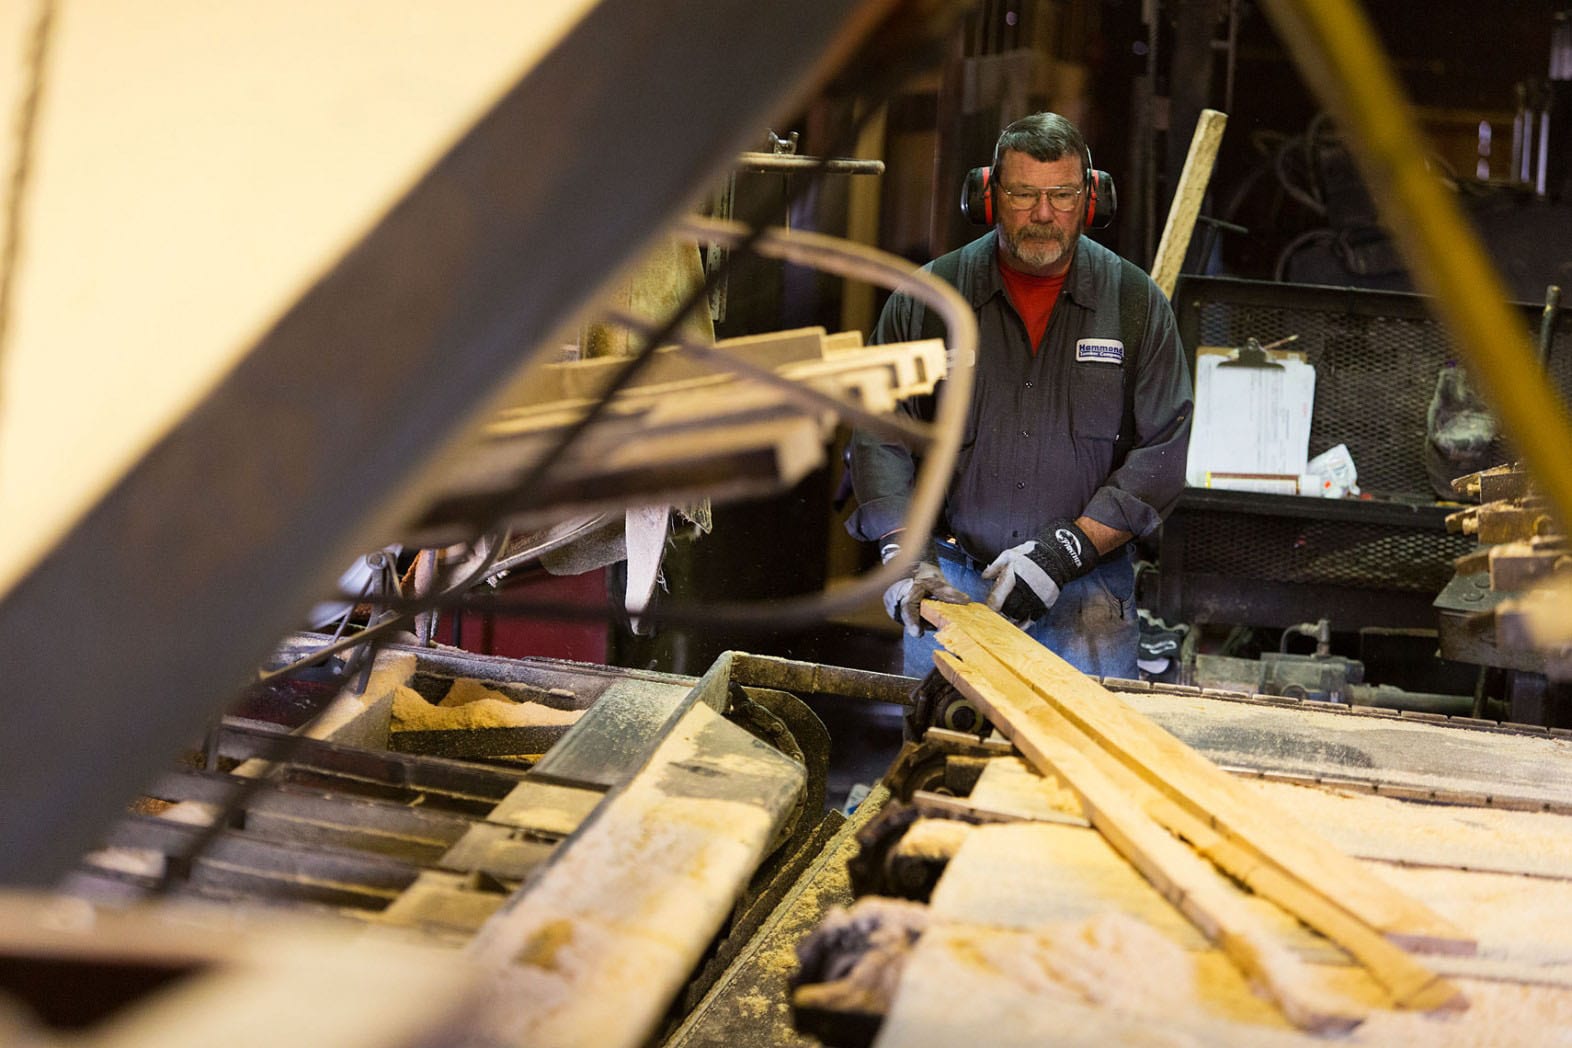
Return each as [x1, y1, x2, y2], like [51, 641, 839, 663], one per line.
[1258, 0, 1572, 531]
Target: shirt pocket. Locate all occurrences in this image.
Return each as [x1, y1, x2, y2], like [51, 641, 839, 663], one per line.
[1068, 363, 1124, 440]
[954, 378, 989, 452]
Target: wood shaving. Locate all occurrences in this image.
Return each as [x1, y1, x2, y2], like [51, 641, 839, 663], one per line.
[390, 684, 582, 731]
[970, 756, 1086, 820]
[898, 818, 974, 861]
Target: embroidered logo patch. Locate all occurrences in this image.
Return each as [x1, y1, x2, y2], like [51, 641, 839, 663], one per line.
[1076, 338, 1124, 364]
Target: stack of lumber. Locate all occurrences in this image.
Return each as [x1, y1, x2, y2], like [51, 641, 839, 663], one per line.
[405, 328, 946, 543]
[786, 602, 1572, 1046]
[921, 601, 1474, 1035]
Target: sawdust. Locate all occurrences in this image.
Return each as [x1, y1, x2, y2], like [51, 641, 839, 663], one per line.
[743, 812, 863, 989]
[515, 918, 576, 972]
[873, 915, 1256, 1048]
[899, 818, 974, 860]
[928, 822, 1207, 944]
[1244, 778, 1572, 879]
[1366, 864, 1572, 962]
[897, 916, 1572, 1045]
[1348, 978, 1572, 1046]
[390, 683, 583, 731]
[733, 991, 774, 1021]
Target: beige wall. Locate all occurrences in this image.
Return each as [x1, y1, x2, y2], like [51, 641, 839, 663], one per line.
[0, 0, 597, 598]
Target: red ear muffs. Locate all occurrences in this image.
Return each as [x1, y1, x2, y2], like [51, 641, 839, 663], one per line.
[962, 164, 1117, 229]
[961, 165, 993, 225]
[1085, 169, 1116, 230]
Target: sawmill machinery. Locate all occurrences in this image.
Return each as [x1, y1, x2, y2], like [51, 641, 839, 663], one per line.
[0, 1, 976, 1044]
[4, 0, 1572, 1045]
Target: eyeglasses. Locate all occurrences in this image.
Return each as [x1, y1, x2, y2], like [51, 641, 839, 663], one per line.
[998, 183, 1084, 213]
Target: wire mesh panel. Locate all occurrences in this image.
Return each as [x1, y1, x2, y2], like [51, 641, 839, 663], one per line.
[1161, 277, 1571, 629]
[1176, 277, 1572, 494]
[1170, 500, 1475, 593]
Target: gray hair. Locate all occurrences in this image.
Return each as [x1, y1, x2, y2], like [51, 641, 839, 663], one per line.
[991, 112, 1090, 181]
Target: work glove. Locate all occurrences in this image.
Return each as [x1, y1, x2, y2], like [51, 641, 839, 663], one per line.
[880, 541, 970, 637]
[982, 519, 1099, 626]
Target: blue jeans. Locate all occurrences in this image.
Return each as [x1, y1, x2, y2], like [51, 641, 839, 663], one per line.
[903, 544, 1139, 681]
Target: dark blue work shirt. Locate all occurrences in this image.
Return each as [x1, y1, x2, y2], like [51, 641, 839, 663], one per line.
[846, 230, 1193, 563]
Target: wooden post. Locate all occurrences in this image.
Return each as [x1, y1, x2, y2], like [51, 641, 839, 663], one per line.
[1150, 108, 1228, 298]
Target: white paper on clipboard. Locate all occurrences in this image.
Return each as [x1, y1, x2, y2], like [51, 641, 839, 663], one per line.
[1184, 345, 1316, 487]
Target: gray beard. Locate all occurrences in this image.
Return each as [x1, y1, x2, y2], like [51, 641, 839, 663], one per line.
[1002, 223, 1071, 271]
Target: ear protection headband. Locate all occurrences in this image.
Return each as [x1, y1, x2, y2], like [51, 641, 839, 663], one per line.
[960, 143, 1117, 229]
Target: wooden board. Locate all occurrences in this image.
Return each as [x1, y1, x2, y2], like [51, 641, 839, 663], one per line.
[932, 649, 1367, 1032]
[927, 600, 1473, 956]
[485, 330, 947, 432]
[950, 676, 1466, 1010]
[877, 921, 1572, 1048]
[928, 612, 1467, 1011]
[1151, 108, 1228, 299]
[464, 701, 802, 1048]
[923, 773, 1572, 985]
[491, 328, 834, 414]
[876, 922, 1311, 1048]
[957, 756, 1089, 826]
[930, 821, 1339, 962]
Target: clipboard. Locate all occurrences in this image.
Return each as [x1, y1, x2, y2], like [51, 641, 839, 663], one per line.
[1218, 341, 1284, 370]
[1185, 338, 1316, 488]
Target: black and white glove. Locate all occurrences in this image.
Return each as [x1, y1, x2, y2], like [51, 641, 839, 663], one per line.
[982, 520, 1099, 626]
[880, 541, 970, 637]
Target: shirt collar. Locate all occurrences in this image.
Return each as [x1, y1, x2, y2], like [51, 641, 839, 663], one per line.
[964, 229, 1091, 309]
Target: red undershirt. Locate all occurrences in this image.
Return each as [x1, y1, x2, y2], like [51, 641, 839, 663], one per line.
[997, 251, 1067, 355]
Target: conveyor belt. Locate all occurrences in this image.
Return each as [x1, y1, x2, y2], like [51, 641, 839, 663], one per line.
[1107, 679, 1572, 809]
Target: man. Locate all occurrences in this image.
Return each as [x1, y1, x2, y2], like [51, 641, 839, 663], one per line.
[846, 112, 1192, 680]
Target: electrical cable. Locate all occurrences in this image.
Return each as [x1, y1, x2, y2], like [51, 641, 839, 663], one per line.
[1273, 227, 1335, 282]
[363, 219, 976, 632]
[323, 563, 380, 646]
[667, 214, 975, 619]
[316, 101, 975, 637]
[598, 307, 934, 450]
[256, 529, 509, 685]
[1260, 0, 1572, 532]
[192, 6, 973, 902]
[1273, 129, 1326, 216]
